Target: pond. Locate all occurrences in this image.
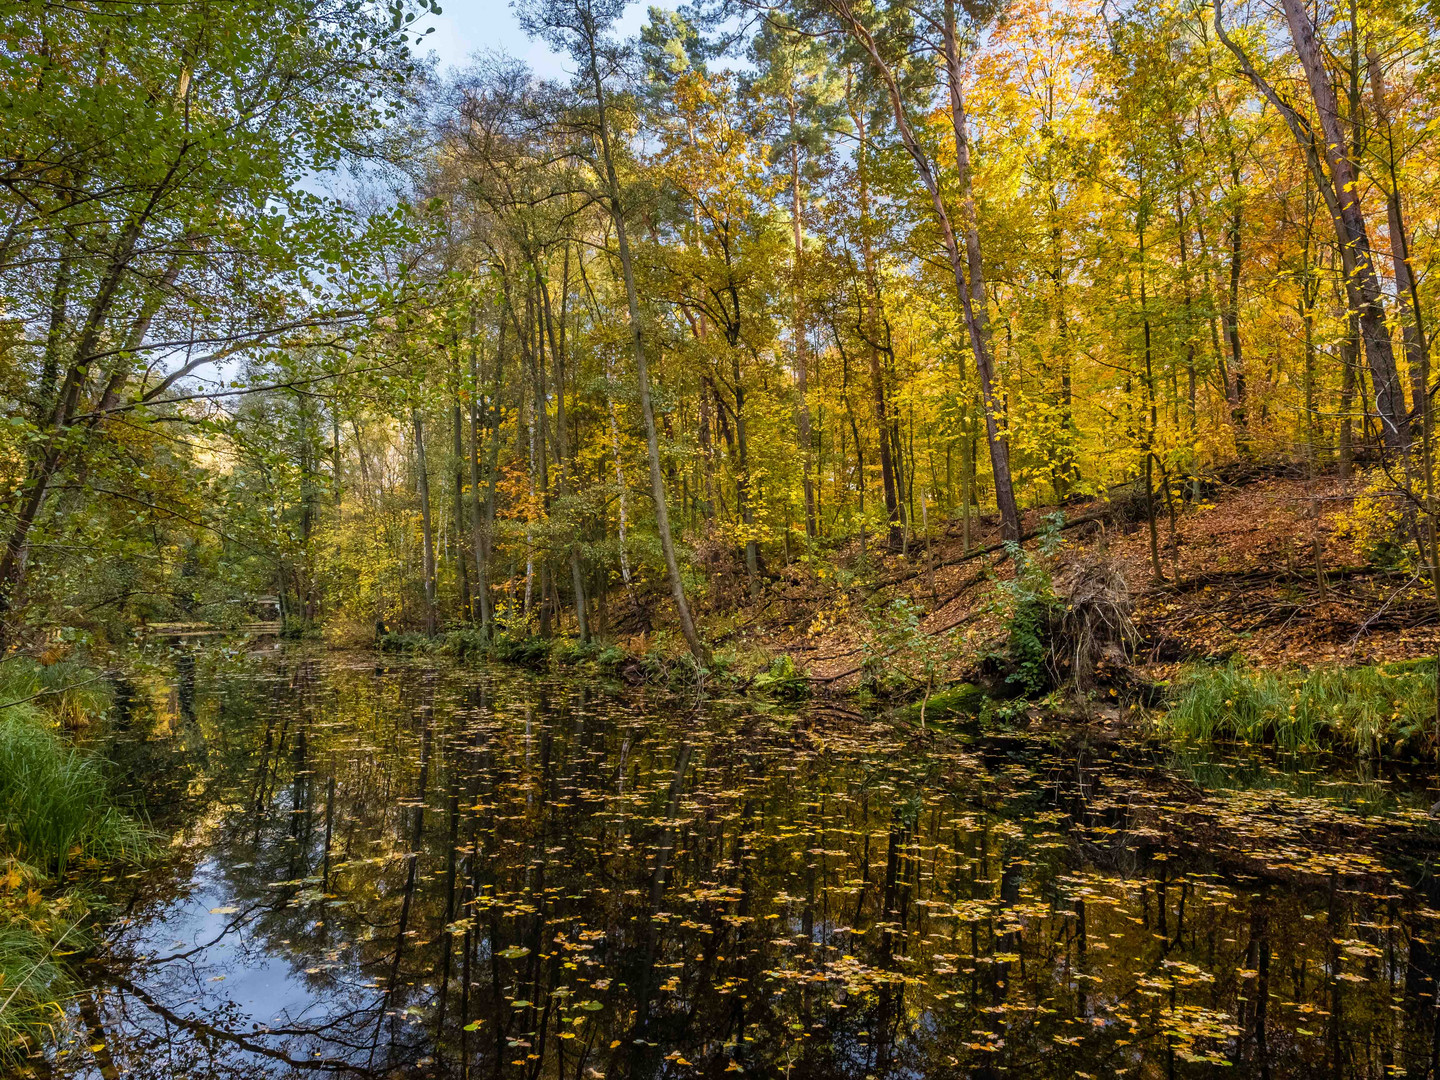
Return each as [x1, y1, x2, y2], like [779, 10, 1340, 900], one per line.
[40, 647, 1440, 1079]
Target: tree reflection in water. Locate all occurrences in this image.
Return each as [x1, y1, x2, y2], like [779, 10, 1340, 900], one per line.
[40, 650, 1440, 1079]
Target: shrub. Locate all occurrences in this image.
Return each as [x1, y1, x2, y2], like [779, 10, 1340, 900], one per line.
[593, 646, 628, 672]
[489, 635, 552, 668]
[439, 628, 489, 660]
[377, 630, 433, 654]
[1335, 469, 1412, 570]
[988, 541, 1063, 697]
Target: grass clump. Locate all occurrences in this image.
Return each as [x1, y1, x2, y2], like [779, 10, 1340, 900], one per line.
[0, 657, 110, 730]
[1162, 658, 1437, 757]
[0, 706, 151, 872]
[0, 864, 86, 1061]
[0, 656, 152, 1063]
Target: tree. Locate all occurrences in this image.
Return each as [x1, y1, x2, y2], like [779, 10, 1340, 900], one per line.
[517, 0, 710, 662]
[0, 0, 433, 645]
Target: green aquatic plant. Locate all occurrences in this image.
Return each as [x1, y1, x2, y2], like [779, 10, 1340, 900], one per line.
[0, 705, 151, 872]
[1163, 658, 1437, 757]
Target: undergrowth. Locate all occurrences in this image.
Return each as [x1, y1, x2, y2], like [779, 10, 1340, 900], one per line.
[0, 656, 151, 1063]
[1161, 659, 1438, 757]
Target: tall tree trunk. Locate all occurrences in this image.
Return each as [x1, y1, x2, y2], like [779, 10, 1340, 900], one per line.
[468, 308, 493, 634]
[452, 394, 471, 624]
[1139, 214, 1165, 583]
[1218, 0, 1405, 451]
[1224, 167, 1248, 453]
[538, 259, 589, 641]
[586, 42, 707, 663]
[1367, 48, 1429, 429]
[1340, 308, 1358, 478]
[733, 350, 760, 595]
[413, 408, 438, 637]
[791, 123, 818, 540]
[890, 0, 1025, 543]
[848, 95, 904, 551]
[1174, 188, 1201, 496]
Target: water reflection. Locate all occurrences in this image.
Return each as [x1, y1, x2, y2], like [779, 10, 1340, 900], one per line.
[35, 650, 1440, 1079]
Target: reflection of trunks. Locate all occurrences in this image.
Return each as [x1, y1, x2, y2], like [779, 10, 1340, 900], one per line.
[1408, 878, 1440, 999]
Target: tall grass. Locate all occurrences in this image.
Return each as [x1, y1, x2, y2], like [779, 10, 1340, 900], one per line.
[0, 706, 152, 871]
[0, 657, 151, 1061]
[0, 656, 111, 729]
[1163, 659, 1436, 757]
[0, 917, 76, 1059]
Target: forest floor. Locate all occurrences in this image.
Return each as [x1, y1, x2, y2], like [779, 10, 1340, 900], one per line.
[683, 466, 1439, 694]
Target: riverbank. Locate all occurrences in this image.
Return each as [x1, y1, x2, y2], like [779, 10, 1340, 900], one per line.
[0, 659, 151, 1064]
[365, 464, 1440, 758]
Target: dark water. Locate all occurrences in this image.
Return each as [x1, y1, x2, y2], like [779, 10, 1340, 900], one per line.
[38, 648, 1440, 1079]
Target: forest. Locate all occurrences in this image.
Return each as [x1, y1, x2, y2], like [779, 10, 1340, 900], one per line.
[4, 0, 1440, 1075]
[3, 0, 1435, 659]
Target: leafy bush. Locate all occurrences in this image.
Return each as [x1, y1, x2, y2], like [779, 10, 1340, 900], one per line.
[593, 646, 628, 672]
[440, 628, 490, 660]
[377, 630, 434, 654]
[1335, 470, 1412, 571]
[489, 635, 553, 668]
[1163, 658, 1437, 757]
[988, 539, 1063, 697]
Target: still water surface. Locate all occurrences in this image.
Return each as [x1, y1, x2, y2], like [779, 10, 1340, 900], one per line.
[43, 647, 1440, 1078]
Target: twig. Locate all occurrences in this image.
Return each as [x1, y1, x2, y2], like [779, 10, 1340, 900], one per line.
[0, 670, 111, 712]
[1348, 573, 1421, 653]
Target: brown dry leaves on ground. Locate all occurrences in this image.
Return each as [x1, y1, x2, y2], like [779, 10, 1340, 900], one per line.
[733, 474, 1438, 688]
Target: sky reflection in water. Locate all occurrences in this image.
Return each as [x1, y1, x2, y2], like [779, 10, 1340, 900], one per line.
[44, 649, 1440, 1079]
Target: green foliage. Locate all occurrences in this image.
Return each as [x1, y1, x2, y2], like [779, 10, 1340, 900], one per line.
[488, 635, 554, 668]
[0, 914, 77, 1063]
[863, 597, 952, 699]
[988, 541, 1063, 697]
[439, 629, 490, 660]
[0, 658, 110, 730]
[752, 655, 810, 702]
[593, 646, 629, 672]
[1335, 471, 1412, 571]
[890, 683, 987, 726]
[378, 630, 434, 654]
[0, 661, 151, 1062]
[0, 706, 151, 873]
[1163, 659, 1439, 757]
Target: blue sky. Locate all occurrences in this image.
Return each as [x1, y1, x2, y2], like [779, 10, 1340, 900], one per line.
[417, 0, 650, 80]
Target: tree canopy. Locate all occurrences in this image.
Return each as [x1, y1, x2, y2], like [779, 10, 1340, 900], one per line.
[3, 0, 1438, 655]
